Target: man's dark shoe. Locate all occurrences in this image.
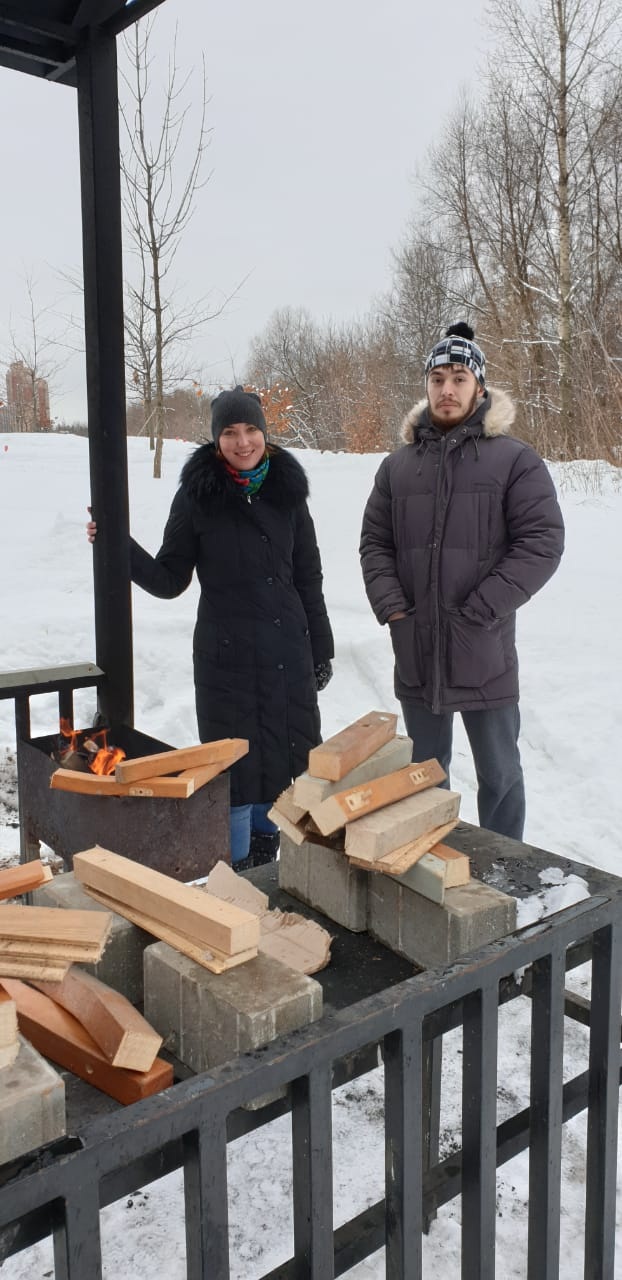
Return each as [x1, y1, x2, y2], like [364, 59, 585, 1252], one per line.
[249, 831, 280, 865]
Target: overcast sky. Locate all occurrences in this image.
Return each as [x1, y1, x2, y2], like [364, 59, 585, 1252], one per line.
[0, 0, 490, 423]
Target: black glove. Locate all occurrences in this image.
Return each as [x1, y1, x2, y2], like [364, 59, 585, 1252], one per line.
[314, 660, 333, 692]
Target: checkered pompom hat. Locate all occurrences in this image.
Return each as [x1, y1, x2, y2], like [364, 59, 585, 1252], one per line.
[424, 322, 486, 387]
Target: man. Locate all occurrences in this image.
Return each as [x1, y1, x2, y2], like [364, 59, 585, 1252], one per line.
[359, 322, 564, 840]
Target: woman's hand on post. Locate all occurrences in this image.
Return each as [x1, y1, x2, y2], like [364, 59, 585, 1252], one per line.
[86, 506, 97, 544]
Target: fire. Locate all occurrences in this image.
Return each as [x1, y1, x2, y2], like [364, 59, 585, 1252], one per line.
[58, 720, 126, 776]
[89, 745, 126, 776]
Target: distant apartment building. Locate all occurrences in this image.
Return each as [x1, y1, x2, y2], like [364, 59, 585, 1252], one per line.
[4, 361, 51, 430]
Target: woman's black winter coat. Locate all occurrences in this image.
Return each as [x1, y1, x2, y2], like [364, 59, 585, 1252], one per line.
[130, 443, 334, 806]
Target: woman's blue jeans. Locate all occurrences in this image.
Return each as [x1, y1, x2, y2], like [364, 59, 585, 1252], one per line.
[230, 802, 279, 864]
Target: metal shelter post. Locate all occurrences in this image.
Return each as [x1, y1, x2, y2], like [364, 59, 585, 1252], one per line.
[76, 28, 133, 727]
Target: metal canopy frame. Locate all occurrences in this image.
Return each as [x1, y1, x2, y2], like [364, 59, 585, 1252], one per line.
[0, 0, 169, 725]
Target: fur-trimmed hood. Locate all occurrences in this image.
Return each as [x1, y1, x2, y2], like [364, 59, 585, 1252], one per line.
[180, 441, 310, 509]
[400, 385, 516, 445]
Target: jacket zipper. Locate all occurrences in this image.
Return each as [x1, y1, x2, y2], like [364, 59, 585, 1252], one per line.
[431, 435, 448, 714]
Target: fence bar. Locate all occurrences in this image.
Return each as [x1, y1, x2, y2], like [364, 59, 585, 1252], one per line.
[527, 947, 566, 1277]
[52, 1182, 102, 1280]
[584, 921, 622, 1280]
[461, 984, 499, 1280]
[384, 1022, 424, 1279]
[291, 1065, 334, 1278]
[184, 1119, 230, 1280]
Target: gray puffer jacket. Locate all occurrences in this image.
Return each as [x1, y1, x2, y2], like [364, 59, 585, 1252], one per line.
[359, 388, 564, 713]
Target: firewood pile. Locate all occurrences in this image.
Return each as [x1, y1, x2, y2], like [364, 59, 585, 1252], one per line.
[269, 710, 469, 903]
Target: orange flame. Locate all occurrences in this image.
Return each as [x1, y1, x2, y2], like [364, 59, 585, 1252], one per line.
[89, 745, 126, 776]
[60, 718, 80, 752]
[59, 719, 126, 776]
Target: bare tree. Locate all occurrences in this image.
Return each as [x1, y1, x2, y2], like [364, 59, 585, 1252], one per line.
[120, 16, 222, 477]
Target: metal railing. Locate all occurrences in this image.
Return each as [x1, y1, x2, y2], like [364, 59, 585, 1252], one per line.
[1, 887, 620, 1279]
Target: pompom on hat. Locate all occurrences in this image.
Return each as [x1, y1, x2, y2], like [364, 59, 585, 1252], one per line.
[424, 322, 486, 388]
[210, 385, 267, 447]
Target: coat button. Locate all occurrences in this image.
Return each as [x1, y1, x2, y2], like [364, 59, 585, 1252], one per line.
[274, 618, 281, 626]
[277, 663, 284, 670]
[266, 577, 273, 585]
[261, 535, 268, 542]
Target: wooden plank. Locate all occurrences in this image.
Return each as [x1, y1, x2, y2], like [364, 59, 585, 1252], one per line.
[82, 887, 258, 973]
[273, 784, 308, 827]
[115, 738, 249, 784]
[0, 958, 71, 981]
[0, 990, 18, 1070]
[267, 805, 307, 845]
[176, 739, 250, 791]
[293, 735, 413, 811]
[307, 711, 398, 782]
[348, 822, 460, 876]
[0, 989, 17, 1047]
[429, 843, 471, 888]
[0, 861, 53, 901]
[344, 788, 461, 862]
[33, 969, 163, 1071]
[310, 759, 446, 835]
[73, 847, 259, 957]
[50, 768, 195, 798]
[0, 979, 173, 1105]
[0, 939, 110, 962]
[0, 904, 112, 951]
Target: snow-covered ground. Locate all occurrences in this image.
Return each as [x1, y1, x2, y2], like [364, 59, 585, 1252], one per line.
[0, 433, 620, 1278]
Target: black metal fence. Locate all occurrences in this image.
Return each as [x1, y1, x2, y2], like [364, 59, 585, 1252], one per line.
[1, 887, 620, 1279]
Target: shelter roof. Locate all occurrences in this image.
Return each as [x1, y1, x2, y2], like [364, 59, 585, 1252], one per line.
[0, 0, 166, 87]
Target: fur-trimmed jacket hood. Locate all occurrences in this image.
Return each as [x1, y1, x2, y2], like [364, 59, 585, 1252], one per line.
[400, 385, 516, 444]
[180, 441, 310, 509]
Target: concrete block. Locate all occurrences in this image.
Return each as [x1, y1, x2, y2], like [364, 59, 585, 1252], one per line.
[279, 832, 368, 932]
[33, 872, 150, 1004]
[0, 1036, 65, 1165]
[368, 875, 516, 969]
[143, 941, 323, 1075]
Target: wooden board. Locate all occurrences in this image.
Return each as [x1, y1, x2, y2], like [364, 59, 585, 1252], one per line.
[293, 735, 413, 811]
[0, 936, 109, 957]
[176, 740, 250, 791]
[0, 958, 71, 981]
[272, 784, 308, 827]
[82, 886, 258, 973]
[0, 861, 53, 901]
[307, 711, 398, 782]
[33, 969, 163, 1071]
[73, 846, 260, 957]
[0, 989, 17, 1048]
[0, 979, 173, 1105]
[115, 738, 249, 784]
[348, 822, 460, 876]
[0, 991, 18, 1068]
[310, 759, 446, 835]
[344, 788, 461, 863]
[0, 904, 112, 951]
[50, 768, 195, 799]
[267, 805, 307, 846]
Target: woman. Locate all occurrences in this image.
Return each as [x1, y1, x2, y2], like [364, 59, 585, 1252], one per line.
[88, 386, 334, 871]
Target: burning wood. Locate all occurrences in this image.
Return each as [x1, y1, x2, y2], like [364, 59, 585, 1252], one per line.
[54, 720, 126, 776]
[49, 738, 249, 799]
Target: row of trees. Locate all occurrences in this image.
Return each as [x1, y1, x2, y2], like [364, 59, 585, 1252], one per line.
[247, 0, 622, 461]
